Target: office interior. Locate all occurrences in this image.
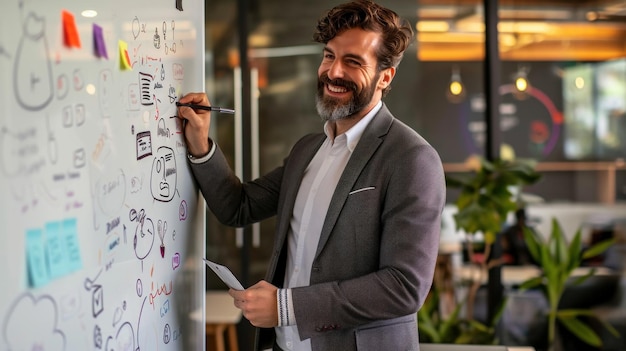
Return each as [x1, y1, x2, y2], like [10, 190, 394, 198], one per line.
[200, 0, 626, 350]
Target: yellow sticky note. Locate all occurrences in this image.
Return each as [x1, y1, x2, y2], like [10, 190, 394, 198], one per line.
[118, 40, 132, 70]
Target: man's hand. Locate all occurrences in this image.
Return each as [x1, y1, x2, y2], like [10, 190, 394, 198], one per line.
[229, 280, 278, 328]
[177, 92, 212, 158]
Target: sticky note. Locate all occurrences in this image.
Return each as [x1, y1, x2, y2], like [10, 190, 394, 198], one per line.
[26, 229, 49, 288]
[63, 218, 83, 272]
[93, 24, 108, 59]
[46, 221, 68, 278]
[118, 40, 132, 70]
[62, 10, 82, 48]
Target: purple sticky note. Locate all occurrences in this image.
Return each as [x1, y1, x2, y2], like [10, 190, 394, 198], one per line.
[93, 23, 108, 59]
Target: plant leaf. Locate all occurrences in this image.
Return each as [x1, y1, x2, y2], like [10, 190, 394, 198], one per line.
[557, 314, 603, 347]
[570, 268, 595, 286]
[552, 218, 569, 269]
[518, 276, 543, 291]
[439, 299, 463, 338]
[567, 228, 583, 271]
[418, 322, 440, 343]
[523, 227, 542, 264]
[582, 238, 615, 260]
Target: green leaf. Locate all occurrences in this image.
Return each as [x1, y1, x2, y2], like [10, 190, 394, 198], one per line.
[439, 300, 463, 338]
[518, 276, 544, 291]
[582, 238, 615, 260]
[595, 317, 621, 338]
[523, 227, 542, 264]
[567, 229, 583, 271]
[447, 156, 541, 240]
[552, 219, 569, 269]
[557, 309, 599, 318]
[557, 315, 603, 347]
[570, 268, 595, 286]
[418, 322, 440, 343]
[489, 296, 508, 327]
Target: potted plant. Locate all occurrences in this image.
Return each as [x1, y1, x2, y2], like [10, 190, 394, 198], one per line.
[418, 286, 502, 345]
[520, 217, 618, 351]
[445, 156, 542, 322]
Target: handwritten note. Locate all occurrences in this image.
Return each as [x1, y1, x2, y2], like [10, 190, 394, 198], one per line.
[45, 221, 66, 278]
[63, 218, 83, 272]
[26, 219, 83, 287]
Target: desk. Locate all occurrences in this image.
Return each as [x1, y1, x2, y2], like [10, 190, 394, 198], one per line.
[454, 265, 614, 287]
[422, 345, 535, 351]
[190, 291, 242, 351]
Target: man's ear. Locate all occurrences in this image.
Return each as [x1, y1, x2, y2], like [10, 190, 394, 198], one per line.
[378, 67, 396, 91]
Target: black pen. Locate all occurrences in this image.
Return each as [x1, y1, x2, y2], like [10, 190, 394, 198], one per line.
[176, 102, 235, 114]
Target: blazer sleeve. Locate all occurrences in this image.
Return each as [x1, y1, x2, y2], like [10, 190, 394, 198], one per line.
[188, 141, 283, 226]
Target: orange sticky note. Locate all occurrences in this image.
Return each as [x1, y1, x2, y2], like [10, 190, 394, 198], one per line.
[62, 10, 81, 48]
[118, 40, 132, 70]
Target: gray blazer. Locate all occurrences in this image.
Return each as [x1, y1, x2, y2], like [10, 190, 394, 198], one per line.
[190, 104, 446, 351]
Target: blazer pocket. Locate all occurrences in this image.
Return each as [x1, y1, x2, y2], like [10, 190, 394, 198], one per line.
[349, 186, 375, 195]
[355, 318, 419, 351]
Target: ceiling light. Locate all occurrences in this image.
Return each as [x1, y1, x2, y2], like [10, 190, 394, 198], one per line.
[81, 10, 98, 18]
[513, 65, 531, 96]
[446, 65, 466, 103]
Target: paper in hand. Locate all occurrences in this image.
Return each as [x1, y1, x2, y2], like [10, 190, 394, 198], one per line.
[203, 259, 245, 290]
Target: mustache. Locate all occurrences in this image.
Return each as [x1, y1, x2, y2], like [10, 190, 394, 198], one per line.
[319, 74, 357, 92]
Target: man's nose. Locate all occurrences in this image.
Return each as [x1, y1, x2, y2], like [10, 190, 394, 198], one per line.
[327, 60, 344, 80]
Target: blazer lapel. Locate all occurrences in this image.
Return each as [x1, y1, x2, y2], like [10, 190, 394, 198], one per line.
[314, 105, 394, 258]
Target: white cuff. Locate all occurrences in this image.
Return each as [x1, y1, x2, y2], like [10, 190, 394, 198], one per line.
[277, 288, 296, 326]
[187, 140, 216, 164]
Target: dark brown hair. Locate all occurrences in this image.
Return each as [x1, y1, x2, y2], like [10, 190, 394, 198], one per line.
[313, 0, 414, 73]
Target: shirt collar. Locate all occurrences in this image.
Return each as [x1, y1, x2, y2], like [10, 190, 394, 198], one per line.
[323, 101, 382, 152]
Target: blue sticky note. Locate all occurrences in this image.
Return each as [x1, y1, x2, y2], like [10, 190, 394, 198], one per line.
[63, 218, 83, 272]
[46, 221, 69, 278]
[26, 229, 49, 288]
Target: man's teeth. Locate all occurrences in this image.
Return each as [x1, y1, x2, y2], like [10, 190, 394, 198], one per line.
[328, 84, 347, 93]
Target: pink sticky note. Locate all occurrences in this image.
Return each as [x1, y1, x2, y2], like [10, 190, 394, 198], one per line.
[62, 10, 81, 48]
[93, 24, 108, 59]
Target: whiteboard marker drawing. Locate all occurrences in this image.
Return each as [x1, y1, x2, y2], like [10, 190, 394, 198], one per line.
[14, 12, 53, 110]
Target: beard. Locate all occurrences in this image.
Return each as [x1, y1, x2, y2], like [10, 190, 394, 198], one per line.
[315, 72, 379, 122]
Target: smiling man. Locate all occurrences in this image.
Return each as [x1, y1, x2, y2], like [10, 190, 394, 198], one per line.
[177, 1, 446, 350]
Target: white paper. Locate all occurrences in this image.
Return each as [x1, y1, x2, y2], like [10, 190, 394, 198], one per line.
[203, 259, 245, 290]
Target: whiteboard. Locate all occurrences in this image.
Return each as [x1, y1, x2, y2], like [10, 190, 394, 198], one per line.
[0, 0, 206, 350]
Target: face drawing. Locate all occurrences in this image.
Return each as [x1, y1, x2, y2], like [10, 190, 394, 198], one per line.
[150, 147, 176, 202]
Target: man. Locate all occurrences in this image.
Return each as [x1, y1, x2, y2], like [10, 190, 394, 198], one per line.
[178, 1, 446, 350]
